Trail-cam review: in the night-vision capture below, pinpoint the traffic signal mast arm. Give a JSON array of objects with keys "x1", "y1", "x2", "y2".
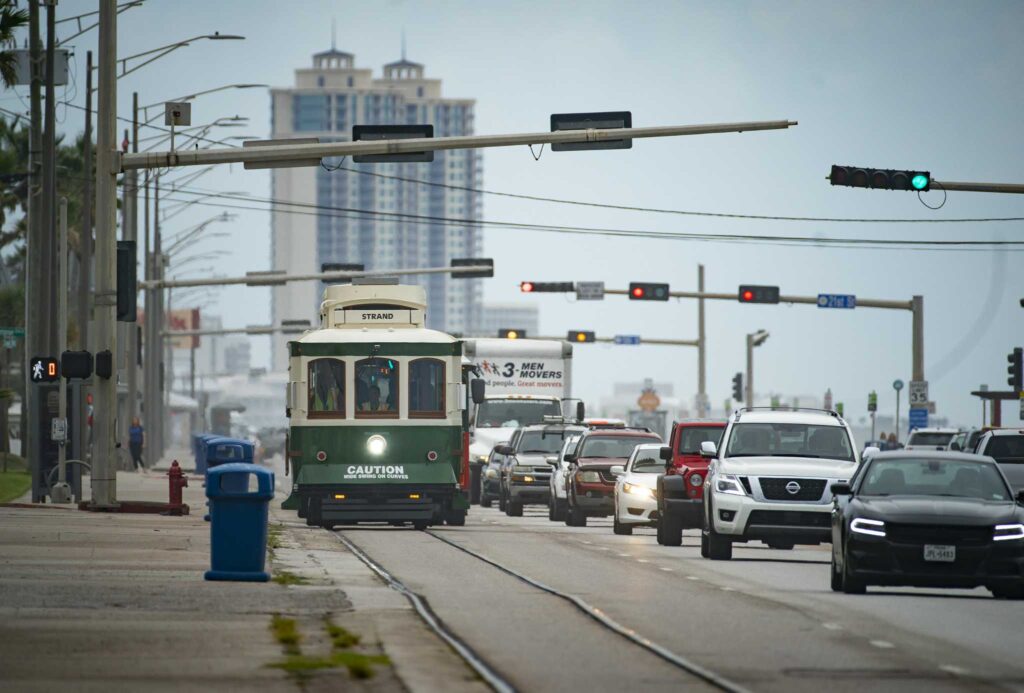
[
  {"x1": 140, "y1": 263, "x2": 493, "y2": 290},
  {"x1": 117, "y1": 120, "x2": 798, "y2": 172},
  {"x1": 601, "y1": 288, "x2": 912, "y2": 310},
  {"x1": 931, "y1": 180, "x2": 1024, "y2": 195}
]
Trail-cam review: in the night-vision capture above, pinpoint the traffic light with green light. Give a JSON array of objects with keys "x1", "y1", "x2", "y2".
[{"x1": 830, "y1": 165, "x2": 930, "y2": 192}]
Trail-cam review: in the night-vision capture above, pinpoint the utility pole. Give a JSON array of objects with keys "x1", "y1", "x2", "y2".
[
  {"x1": 911, "y1": 295, "x2": 924, "y2": 382},
  {"x1": 76, "y1": 55, "x2": 93, "y2": 488},
  {"x1": 152, "y1": 171, "x2": 164, "y2": 460},
  {"x1": 90, "y1": 0, "x2": 117, "y2": 508},
  {"x1": 697, "y1": 264, "x2": 707, "y2": 417},
  {"x1": 42, "y1": 0, "x2": 57, "y2": 353},
  {"x1": 123, "y1": 95, "x2": 139, "y2": 429},
  {"x1": 24, "y1": 0, "x2": 43, "y2": 485},
  {"x1": 52, "y1": 199, "x2": 71, "y2": 504}
]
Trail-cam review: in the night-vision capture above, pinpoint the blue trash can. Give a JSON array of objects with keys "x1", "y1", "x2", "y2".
[
  {"x1": 204, "y1": 438, "x2": 254, "y2": 521},
  {"x1": 195, "y1": 434, "x2": 226, "y2": 476},
  {"x1": 204, "y1": 462, "x2": 275, "y2": 582}
]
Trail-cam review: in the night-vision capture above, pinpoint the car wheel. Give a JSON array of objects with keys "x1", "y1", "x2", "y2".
[
  {"x1": 480, "y1": 494, "x2": 492, "y2": 508},
  {"x1": 507, "y1": 500, "x2": 523, "y2": 517},
  {"x1": 445, "y1": 508, "x2": 466, "y2": 526},
  {"x1": 498, "y1": 488, "x2": 507, "y2": 512},
  {"x1": 767, "y1": 541, "x2": 795, "y2": 550},
  {"x1": 841, "y1": 545, "x2": 867, "y2": 594},
  {"x1": 613, "y1": 515, "x2": 633, "y2": 535},
  {"x1": 307, "y1": 497, "x2": 323, "y2": 528},
  {"x1": 702, "y1": 499, "x2": 732, "y2": 560},
  {"x1": 700, "y1": 529, "x2": 710, "y2": 558},
  {"x1": 553, "y1": 498, "x2": 567, "y2": 522},
  {"x1": 659, "y1": 513, "x2": 683, "y2": 547},
  {"x1": 830, "y1": 552, "x2": 843, "y2": 592},
  {"x1": 413, "y1": 520, "x2": 429, "y2": 531}
]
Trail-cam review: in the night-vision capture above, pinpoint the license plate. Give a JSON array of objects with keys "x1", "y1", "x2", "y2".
[{"x1": 923, "y1": 544, "x2": 956, "y2": 562}]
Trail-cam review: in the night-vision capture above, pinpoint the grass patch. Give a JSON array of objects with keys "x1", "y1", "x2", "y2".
[
  {"x1": 267, "y1": 523, "x2": 283, "y2": 551},
  {"x1": 270, "y1": 614, "x2": 302, "y2": 655},
  {"x1": 272, "y1": 570, "x2": 309, "y2": 587},
  {"x1": 269, "y1": 652, "x2": 389, "y2": 680},
  {"x1": 0, "y1": 470, "x2": 32, "y2": 503},
  {"x1": 324, "y1": 618, "x2": 361, "y2": 649}
]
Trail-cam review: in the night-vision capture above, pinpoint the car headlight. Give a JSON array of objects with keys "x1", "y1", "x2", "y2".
[
  {"x1": 714, "y1": 474, "x2": 745, "y2": 496},
  {"x1": 850, "y1": 518, "x2": 886, "y2": 537},
  {"x1": 366, "y1": 435, "x2": 387, "y2": 456},
  {"x1": 512, "y1": 474, "x2": 535, "y2": 483},
  {"x1": 689, "y1": 473, "x2": 703, "y2": 487},
  {"x1": 477, "y1": 455, "x2": 489, "y2": 463},
  {"x1": 994, "y1": 523, "x2": 1024, "y2": 541},
  {"x1": 485, "y1": 469, "x2": 498, "y2": 479},
  {"x1": 577, "y1": 470, "x2": 601, "y2": 483},
  {"x1": 623, "y1": 482, "x2": 653, "y2": 499}
]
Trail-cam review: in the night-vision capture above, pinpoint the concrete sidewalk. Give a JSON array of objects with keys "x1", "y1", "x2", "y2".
[{"x1": 0, "y1": 460, "x2": 482, "y2": 692}]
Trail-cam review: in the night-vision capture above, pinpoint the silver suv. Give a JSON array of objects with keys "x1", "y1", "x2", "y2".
[{"x1": 702, "y1": 408, "x2": 861, "y2": 560}]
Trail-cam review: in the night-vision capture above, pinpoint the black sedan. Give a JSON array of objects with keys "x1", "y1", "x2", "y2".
[{"x1": 830, "y1": 451, "x2": 1024, "y2": 599}]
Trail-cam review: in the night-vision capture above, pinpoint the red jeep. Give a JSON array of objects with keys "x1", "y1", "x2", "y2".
[{"x1": 656, "y1": 420, "x2": 726, "y2": 546}]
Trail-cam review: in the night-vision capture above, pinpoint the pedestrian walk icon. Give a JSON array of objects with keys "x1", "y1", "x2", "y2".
[{"x1": 29, "y1": 357, "x2": 59, "y2": 383}]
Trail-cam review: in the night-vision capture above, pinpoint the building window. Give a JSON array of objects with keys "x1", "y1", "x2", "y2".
[
  {"x1": 317, "y1": 76, "x2": 325, "y2": 87},
  {"x1": 355, "y1": 358, "x2": 399, "y2": 418},
  {"x1": 293, "y1": 94, "x2": 329, "y2": 131},
  {"x1": 347, "y1": 76, "x2": 354, "y2": 87},
  {"x1": 417, "y1": 86, "x2": 423, "y2": 97},
  {"x1": 308, "y1": 359, "x2": 345, "y2": 418}
]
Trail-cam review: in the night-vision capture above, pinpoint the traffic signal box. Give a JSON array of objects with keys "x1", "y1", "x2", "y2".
[
  {"x1": 731, "y1": 373, "x2": 744, "y2": 402},
  {"x1": 738, "y1": 285, "x2": 780, "y2": 304},
  {"x1": 60, "y1": 350, "x2": 94, "y2": 379},
  {"x1": 29, "y1": 357, "x2": 59, "y2": 383},
  {"x1": 567, "y1": 330, "x2": 595, "y2": 343},
  {"x1": 520, "y1": 281, "x2": 574, "y2": 293},
  {"x1": 498, "y1": 329, "x2": 526, "y2": 339},
  {"x1": 830, "y1": 165, "x2": 931, "y2": 192},
  {"x1": 629, "y1": 282, "x2": 669, "y2": 301},
  {"x1": 1008, "y1": 347, "x2": 1023, "y2": 393},
  {"x1": 868, "y1": 391, "x2": 878, "y2": 412}
]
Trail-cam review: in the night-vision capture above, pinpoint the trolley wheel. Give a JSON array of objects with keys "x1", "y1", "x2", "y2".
[
  {"x1": 413, "y1": 520, "x2": 429, "y2": 531},
  {"x1": 445, "y1": 508, "x2": 467, "y2": 526}
]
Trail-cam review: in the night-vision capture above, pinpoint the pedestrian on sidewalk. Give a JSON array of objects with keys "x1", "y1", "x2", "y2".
[{"x1": 128, "y1": 417, "x2": 145, "y2": 472}]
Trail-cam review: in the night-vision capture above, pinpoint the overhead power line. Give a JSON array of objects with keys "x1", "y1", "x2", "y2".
[{"x1": 327, "y1": 165, "x2": 1024, "y2": 224}]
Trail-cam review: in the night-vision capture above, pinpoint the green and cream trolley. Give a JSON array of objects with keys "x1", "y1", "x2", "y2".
[{"x1": 284, "y1": 280, "x2": 483, "y2": 529}]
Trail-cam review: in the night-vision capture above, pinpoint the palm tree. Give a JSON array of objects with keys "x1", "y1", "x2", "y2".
[{"x1": 0, "y1": 1, "x2": 29, "y2": 89}]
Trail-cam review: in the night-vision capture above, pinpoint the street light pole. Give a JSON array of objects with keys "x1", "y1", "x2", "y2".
[
  {"x1": 90, "y1": 0, "x2": 118, "y2": 508},
  {"x1": 746, "y1": 330, "x2": 769, "y2": 406},
  {"x1": 697, "y1": 264, "x2": 707, "y2": 417},
  {"x1": 124, "y1": 93, "x2": 140, "y2": 429}
]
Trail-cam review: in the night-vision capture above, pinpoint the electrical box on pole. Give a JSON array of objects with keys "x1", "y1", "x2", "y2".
[
  {"x1": 116, "y1": 240, "x2": 137, "y2": 322},
  {"x1": 352, "y1": 124, "x2": 434, "y2": 163},
  {"x1": 550, "y1": 111, "x2": 632, "y2": 152}
]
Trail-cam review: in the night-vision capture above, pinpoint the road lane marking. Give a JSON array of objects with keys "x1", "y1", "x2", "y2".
[
  {"x1": 870, "y1": 640, "x2": 895, "y2": 649},
  {"x1": 660, "y1": 567, "x2": 674, "y2": 572},
  {"x1": 686, "y1": 575, "x2": 701, "y2": 581},
  {"x1": 822, "y1": 622, "x2": 842, "y2": 631},
  {"x1": 939, "y1": 665, "x2": 969, "y2": 676},
  {"x1": 617, "y1": 553, "x2": 632, "y2": 558},
  {"x1": 637, "y1": 559, "x2": 650, "y2": 563}
]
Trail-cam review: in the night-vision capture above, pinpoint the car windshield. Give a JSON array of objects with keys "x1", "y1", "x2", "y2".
[
  {"x1": 476, "y1": 399, "x2": 561, "y2": 428},
  {"x1": 580, "y1": 436, "x2": 657, "y2": 459},
  {"x1": 859, "y1": 458, "x2": 1011, "y2": 501},
  {"x1": 985, "y1": 435, "x2": 1024, "y2": 464},
  {"x1": 517, "y1": 429, "x2": 580, "y2": 454},
  {"x1": 678, "y1": 426, "x2": 724, "y2": 454},
  {"x1": 630, "y1": 449, "x2": 663, "y2": 473},
  {"x1": 725, "y1": 422, "x2": 854, "y2": 461},
  {"x1": 907, "y1": 431, "x2": 955, "y2": 447}
]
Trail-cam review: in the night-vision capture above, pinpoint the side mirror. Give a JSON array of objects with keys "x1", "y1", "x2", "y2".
[
  {"x1": 545, "y1": 455, "x2": 558, "y2": 466},
  {"x1": 831, "y1": 482, "x2": 852, "y2": 496},
  {"x1": 494, "y1": 444, "x2": 512, "y2": 456},
  {"x1": 862, "y1": 446, "x2": 881, "y2": 460},
  {"x1": 470, "y1": 378, "x2": 486, "y2": 405},
  {"x1": 949, "y1": 442, "x2": 962, "y2": 451},
  {"x1": 659, "y1": 445, "x2": 673, "y2": 461},
  {"x1": 700, "y1": 441, "x2": 717, "y2": 458},
  {"x1": 563, "y1": 453, "x2": 576, "y2": 464},
  {"x1": 1016, "y1": 489, "x2": 1024, "y2": 504},
  {"x1": 609, "y1": 465, "x2": 625, "y2": 477},
  {"x1": 576, "y1": 401, "x2": 586, "y2": 422}
]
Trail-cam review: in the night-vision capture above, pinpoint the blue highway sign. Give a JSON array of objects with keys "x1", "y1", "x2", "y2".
[
  {"x1": 614, "y1": 335, "x2": 641, "y2": 345},
  {"x1": 817, "y1": 294, "x2": 856, "y2": 309},
  {"x1": 908, "y1": 407, "x2": 929, "y2": 432}
]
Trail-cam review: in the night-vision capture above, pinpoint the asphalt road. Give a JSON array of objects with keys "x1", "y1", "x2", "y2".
[{"x1": 338, "y1": 504, "x2": 1024, "y2": 693}]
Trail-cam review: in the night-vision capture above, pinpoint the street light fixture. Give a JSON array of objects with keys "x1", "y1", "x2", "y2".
[
  {"x1": 745, "y1": 329, "x2": 769, "y2": 405},
  {"x1": 138, "y1": 83, "x2": 267, "y2": 125},
  {"x1": 91, "y1": 33, "x2": 246, "y2": 81}
]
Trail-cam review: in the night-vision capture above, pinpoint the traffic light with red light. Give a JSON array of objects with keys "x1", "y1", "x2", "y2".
[
  {"x1": 1008, "y1": 347, "x2": 1023, "y2": 392},
  {"x1": 520, "y1": 281, "x2": 574, "y2": 293},
  {"x1": 499, "y1": 328, "x2": 526, "y2": 339},
  {"x1": 567, "y1": 330, "x2": 595, "y2": 343},
  {"x1": 830, "y1": 165, "x2": 930, "y2": 192},
  {"x1": 628, "y1": 282, "x2": 669, "y2": 301},
  {"x1": 738, "y1": 285, "x2": 780, "y2": 304}
]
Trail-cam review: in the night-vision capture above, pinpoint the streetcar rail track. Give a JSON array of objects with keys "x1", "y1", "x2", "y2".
[
  {"x1": 424, "y1": 528, "x2": 751, "y2": 693},
  {"x1": 334, "y1": 531, "x2": 517, "y2": 693}
]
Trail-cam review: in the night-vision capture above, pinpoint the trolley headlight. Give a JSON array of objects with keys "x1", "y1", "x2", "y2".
[{"x1": 366, "y1": 435, "x2": 387, "y2": 456}]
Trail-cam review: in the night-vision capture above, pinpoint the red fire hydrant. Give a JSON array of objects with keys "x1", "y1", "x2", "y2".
[{"x1": 167, "y1": 460, "x2": 190, "y2": 516}]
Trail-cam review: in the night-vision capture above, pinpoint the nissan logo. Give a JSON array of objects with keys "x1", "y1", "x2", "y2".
[{"x1": 785, "y1": 481, "x2": 802, "y2": 495}]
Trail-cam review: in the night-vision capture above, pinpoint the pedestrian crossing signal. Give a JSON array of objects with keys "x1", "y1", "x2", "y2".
[{"x1": 29, "y1": 356, "x2": 59, "y2": 383}]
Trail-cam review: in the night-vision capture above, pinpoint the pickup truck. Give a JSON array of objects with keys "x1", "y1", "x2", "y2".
[{"x1": 656, "y1": 420, "x2": 726, "y2": 546}]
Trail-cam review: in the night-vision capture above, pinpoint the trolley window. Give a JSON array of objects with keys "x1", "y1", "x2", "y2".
[
  {"x1": 355, "y1": 357, "x2": 399, "y2": 418},
  {"x1": 308, "y1": 359, "x2": 345, "y2": 418},
  {"x1": 409, "y1": 358, "x2": 445, "y2": 418}
]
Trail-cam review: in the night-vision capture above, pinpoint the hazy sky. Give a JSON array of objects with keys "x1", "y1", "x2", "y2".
[{"x1": 16, "y1": 0, "x2": 1024, "y2": 428}]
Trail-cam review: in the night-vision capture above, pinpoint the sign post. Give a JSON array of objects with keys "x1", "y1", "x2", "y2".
[{"x1": 892, "y1": 379, "x2": 904, "y2": 444}]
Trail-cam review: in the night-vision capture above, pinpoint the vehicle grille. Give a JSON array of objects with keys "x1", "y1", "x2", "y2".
[
  {"x1": 599, "y1": 470, "x2": 619, "y2": 483},
  {"x1": 758, "y1": 477, "x2": 827, "y2": 501},
  {"x1": 886, "y1": 524, "x2": 991, "y2": 547},
  {"x1": 747, "y1": 510, "x2": 830, "y2": 528},
  {"x1": 739, "y1": 476, "x2": 753, "y2": 495}
]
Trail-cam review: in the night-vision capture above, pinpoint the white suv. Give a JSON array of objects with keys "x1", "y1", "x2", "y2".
[
  {"x1": 701, "y1": 409, "x2": 860, "y2": 560},
  {"x1": 548, "y1": 434, "x2": 581, "y2": 521}
]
